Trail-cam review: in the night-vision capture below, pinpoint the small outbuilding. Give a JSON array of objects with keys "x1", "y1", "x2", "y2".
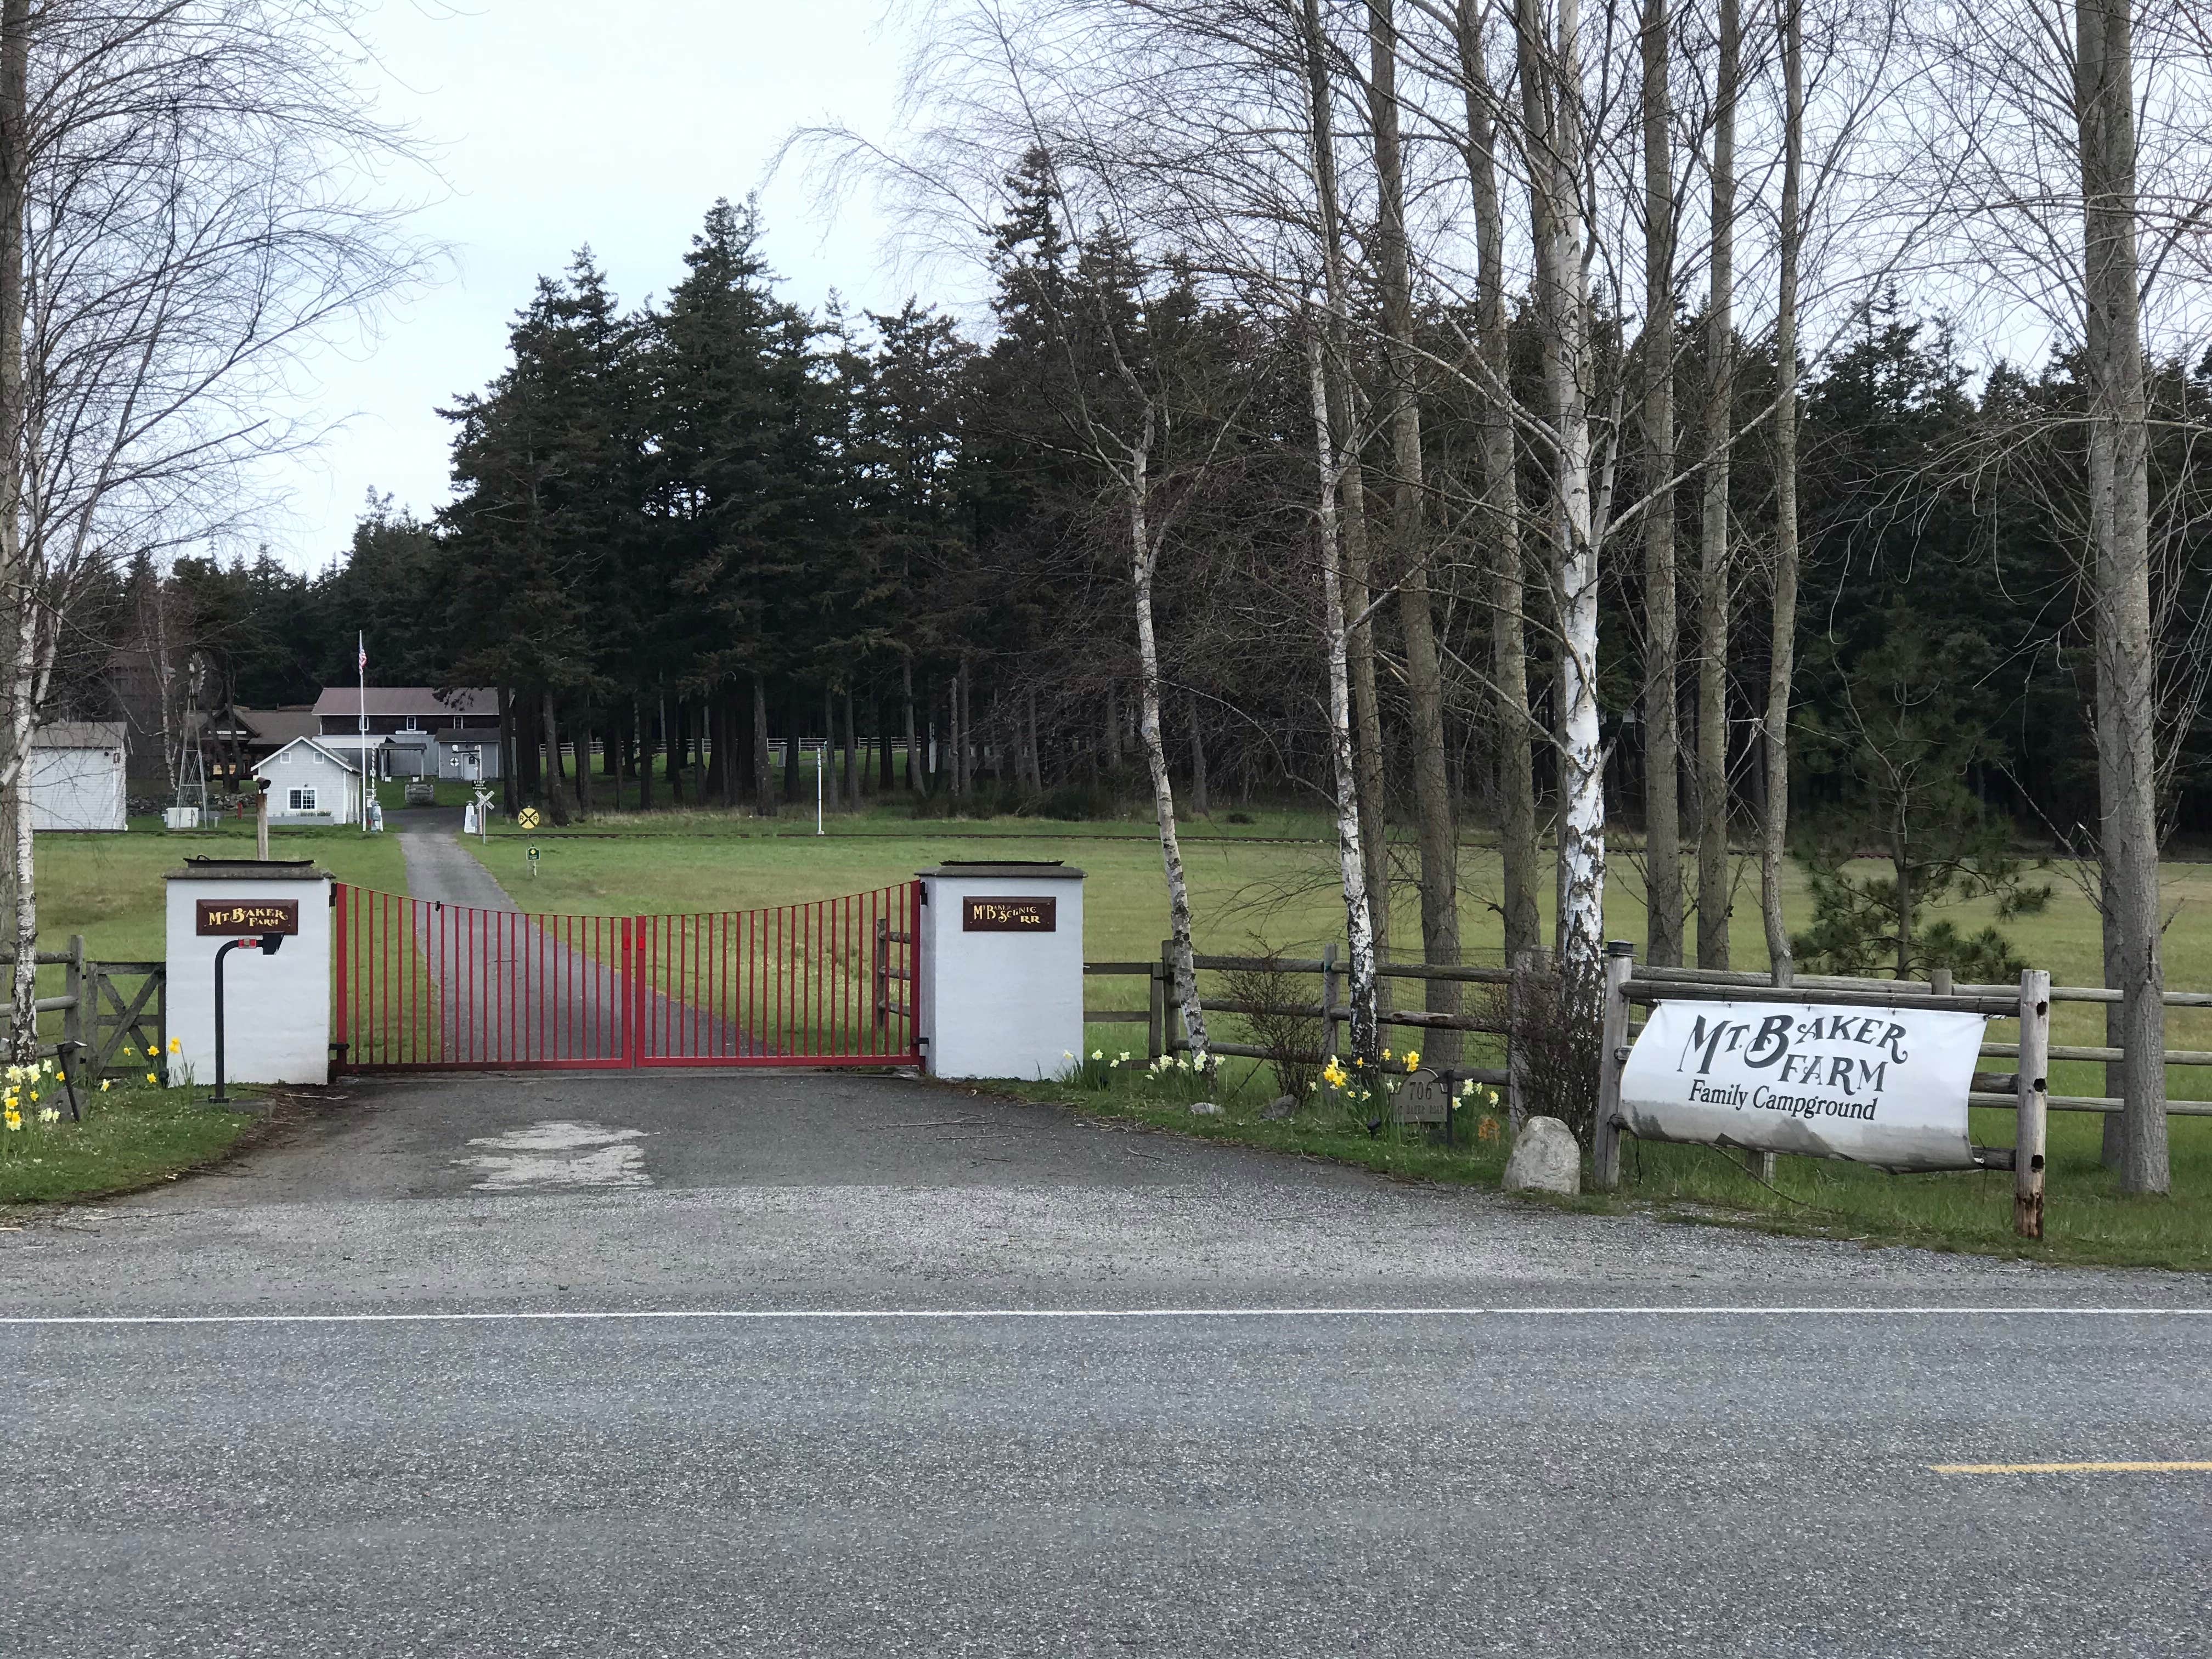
[
  {"x1": 250, "y1": 737, "x2": 364, "y2": 826},
  {"x1": 29, "y1": 721, "x2": 127, "y2": 831}
]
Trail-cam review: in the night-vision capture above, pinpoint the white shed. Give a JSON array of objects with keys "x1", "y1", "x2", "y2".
[
  {"x1": 251, "y1": 737, "x2": 363, "y2": 825},
  {"x1": 30, "y1": 721, "x2": 127, "y2": 831}
]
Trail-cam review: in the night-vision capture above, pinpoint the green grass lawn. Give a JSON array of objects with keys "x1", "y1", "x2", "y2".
[
  {"x1": 37, "y1": 823, "x2": 410, "y2": 961},
  {"x1": 0, "y1": 1073, "x2": 266, "y2": 1206}
]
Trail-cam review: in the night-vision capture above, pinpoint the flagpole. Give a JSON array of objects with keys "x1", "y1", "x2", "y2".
[{"x1": 358, "y1": 633, "x2": 368, "y2": 831}]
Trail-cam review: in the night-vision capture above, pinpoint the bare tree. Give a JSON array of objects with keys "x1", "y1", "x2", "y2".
[
  {"x1": 1694, "y1": 0, "x2": 1741, "y2": 971},
  {"x1": 1758, "y1": 0, "x2": 1803, "y2": 974},
  {"x1": 1639, "y1": 0, "x2": 1683, "y2": 967},
  {"x1": 2074, "y1": 0, "x2": 2165, "y2": 1192},
  {"x1": 1364, "y1": 0, "x2": 1464, "y2": 1054},
  {"x1": 0, "y1": 1, "x2": 428, "y2": 1055}
]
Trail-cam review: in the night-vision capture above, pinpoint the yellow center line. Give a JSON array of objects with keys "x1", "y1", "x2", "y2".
[{"x1": 1932, "y1": 1460, "x2": 2212, "y2": 1475}]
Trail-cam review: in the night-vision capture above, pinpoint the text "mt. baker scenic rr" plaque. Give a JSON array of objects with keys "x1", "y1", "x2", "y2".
[{"x1": 962, "y1": 896, "x2": 1056, "y2": 932}]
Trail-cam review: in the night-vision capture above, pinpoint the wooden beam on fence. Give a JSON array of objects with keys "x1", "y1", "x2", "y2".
[
  {"x1": 2016, "y1": 968, "x2": 2050, "y2": 1240},
  {"x1": 1623, "y1": 979, "x2": 2018, "y2": 1017},
  {"x1": 1593, "y1": 941, "x2": 1634, "y2": 1190}
]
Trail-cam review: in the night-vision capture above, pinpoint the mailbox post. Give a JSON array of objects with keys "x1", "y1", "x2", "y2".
[{"x1": 210, "y1": 933, "x2": 284, "y2": 1102}]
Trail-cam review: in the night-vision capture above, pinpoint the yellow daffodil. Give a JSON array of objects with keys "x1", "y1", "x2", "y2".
[
  {"x1": 168, "y1": 1038, "x2": 182, "y2": 1054},
  {"x1": 1382, "y1": 1048, "x2": 1392, "y2": 1060},
  {"x1": 145, "y1": 1072, "x2": 156, "y2": 1085},
  {"x1": 37, "y1": 1107, "x2": 58, "y2": 1124},
  {"x1": 1403, "y1": 1049, "x2": 1420, "y2": 1070},
  {"x1": 3, "y1": 1111, "x2": 18, "y2": 1131},
  {"x1": 1090, "y1": 1049, "x2": 1103, "y2": 1060},
  {"x1": 99, "y1": 1080, "x2": 111, "y2": 1092}
]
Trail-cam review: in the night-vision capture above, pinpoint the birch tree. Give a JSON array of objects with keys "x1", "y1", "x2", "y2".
[
  {"x1": 0, "y1": 1, "x2": 424, "y2": 1056},
  {"x1": 1307, "y1": 321, "x2": 1378, "y2": 1059},
  {"x1": 1514, "y1": 0, "x2": 1607, "y2": 975}
]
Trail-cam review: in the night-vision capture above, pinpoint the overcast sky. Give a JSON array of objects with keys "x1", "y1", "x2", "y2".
[{"x1": 253, "y1": 0, "x2": 923, "y2": 572}]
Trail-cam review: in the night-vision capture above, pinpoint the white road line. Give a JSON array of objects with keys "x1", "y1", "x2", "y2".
[{"x1": 2, "y1": 1305, "x2": 2210, "y2": 1328}]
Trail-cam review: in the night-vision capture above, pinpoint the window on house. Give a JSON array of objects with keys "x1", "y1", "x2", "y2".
[
  {"x1": 403, "y1": 716, "x2": 420, "y2": 731},
  {"x1": 289, "y1": 787, "x2": 317, "y2": 812}
]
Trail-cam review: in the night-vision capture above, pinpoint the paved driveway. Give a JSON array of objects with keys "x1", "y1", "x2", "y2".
[{"x1": 5, "y1": 1072, "x2": 2210, "y2": 1656}]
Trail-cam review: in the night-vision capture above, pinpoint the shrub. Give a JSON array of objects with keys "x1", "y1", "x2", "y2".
[
  {"x1": 1220, "y1": 951, "x2": 1323, "y2": 1099},
  {"x1": 1480, "y1": 960, "x2": 1602, "y2": 1147}
]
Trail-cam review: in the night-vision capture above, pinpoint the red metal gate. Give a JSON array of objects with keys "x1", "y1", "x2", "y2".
[{"x1": 332, "y1": 882, "x2": 921, "y2": 1071}]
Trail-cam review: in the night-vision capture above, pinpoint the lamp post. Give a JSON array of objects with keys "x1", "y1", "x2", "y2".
[{"x1": 210, "y1": 933, "x2": 283, "y2": 1103}]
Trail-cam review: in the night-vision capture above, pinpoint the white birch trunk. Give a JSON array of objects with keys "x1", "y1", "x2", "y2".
[
  {"x1": 1517, "y1": 0, "x2": 1606, "y2": 978},
  {"x1": 6, "y1": 586, "x2": 40, "y2": 1059},
  {"x1": 1307, "y1": 326, "x2": 1377, "y2": 1063},
  {"x1": 1127, "y1": 417, "x2": 1209, "y2": 1061}
]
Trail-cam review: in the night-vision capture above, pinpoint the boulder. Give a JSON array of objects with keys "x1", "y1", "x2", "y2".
[
  {"x1": 1502, "y1": 1116, "x2": 1582, "y2": 1197},
  {"x1": 1261, "y1": 1094, "x2": 1299, "y2": 1121},
  {"x1": 1189, "y1": 1100, "x2": 1222, "y2": 1116}
]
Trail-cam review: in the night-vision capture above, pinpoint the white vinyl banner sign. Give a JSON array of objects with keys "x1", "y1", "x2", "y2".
[{"x1": 1618, "y1": 1001, "x2": 1989, "y2": 1173}]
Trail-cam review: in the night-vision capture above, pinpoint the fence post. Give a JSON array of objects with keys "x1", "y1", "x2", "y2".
[
  {"x1": 1593, "y1": 941, "x2": 1634, "y2": 1190},
  {"x1": 1750, "y1": 953, "x2": 1793, "y2": 1182},
  {"x1": 1321, "y1": 941, "x2": 1342, "y2": 1060},
  {"x1": 1508, "y1": 949, "x2": 1539, "y2": 1130},
  {"x1": 1931, "y1": 967, "x2": 1953, "y2": 998},
  {"x1": 1159, "y1": 938, "x2": 1176, "y2": 1054},
  {"x1": 2016, "y1": 967, "x2": 2050, "y2": 1240},
  {"x1": 63, "y1": 934, "x2": 86, "y2": 1053},
  {"x1": 1146, "y1": 960, "x2": 1165, "y2": 1062}
]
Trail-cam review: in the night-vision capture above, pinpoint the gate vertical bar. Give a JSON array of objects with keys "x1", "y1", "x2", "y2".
[
  {"x1": 623, "y1": 916, "x2": 637, "y2": 1068},
  {"x1": 334, "y1": 885, "x2": 350, "y2": 1073}
]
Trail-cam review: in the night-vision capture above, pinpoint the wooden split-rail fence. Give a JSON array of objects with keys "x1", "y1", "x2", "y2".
[
  {"x1": 1089, "y1": 939, "x2": 2211, "y2": 1240},
  {"x1": 0, "y1": 935, "x2": 167, "y2": 1102}
]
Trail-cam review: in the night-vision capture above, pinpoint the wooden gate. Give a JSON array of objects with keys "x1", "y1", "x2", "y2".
[{"x1": 332, "y1": 883, "x2": 921, "y2": 1072}]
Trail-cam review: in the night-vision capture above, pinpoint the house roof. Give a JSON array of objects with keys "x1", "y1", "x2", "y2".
[
  {"x1": 250, "y1": 736, "x2": 363, "y2": 776},
  {"x1": 313, "y1": 686, "x2": 498, "y2": 720},
  {"x1": 236, "y1": 707, "x2": 319, "y2": 748},
  {"x1": 35, "y1": 720, "x2": 126, "y2": 751}
]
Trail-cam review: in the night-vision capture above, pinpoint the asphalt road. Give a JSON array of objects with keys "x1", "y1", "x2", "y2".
[{"x1": 5, "y1": 1071, "x2": 2210, "y2": 1656}]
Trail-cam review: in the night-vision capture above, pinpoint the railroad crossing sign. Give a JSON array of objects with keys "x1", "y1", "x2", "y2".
[
  {"x1": 471, "y1": 787, "x2": 495, "y2": 842},
  {"x1": 515, "y1": 806, "x2": 541, "y2": 830}
]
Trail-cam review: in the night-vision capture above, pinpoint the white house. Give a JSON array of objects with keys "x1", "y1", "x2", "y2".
[
  {"x1": 251, "y1": 737, "x2": 364, "y2": 825},
  {"x1": 313, "y1": 687, "x2": 501, "y2": 780},
  {"x1": 29, "y1": 721, "x2": 126, "y2": 831}
]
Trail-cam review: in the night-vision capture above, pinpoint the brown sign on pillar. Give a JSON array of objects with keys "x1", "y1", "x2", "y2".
[
  {"x1": 962, "y1": 896, "x2": 1056, "y2": 933},
  {"x1": 195, "y1": 899, "x2": 301, "y2": 937}
]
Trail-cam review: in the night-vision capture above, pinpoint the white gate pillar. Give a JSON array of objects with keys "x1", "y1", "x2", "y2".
[
  {"x1": 917, "y1": 862, "x2": 1085, "y2": 1080},
  {"x1": 164, "y1": 857, "x2": 333, "y2": 1086}
]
